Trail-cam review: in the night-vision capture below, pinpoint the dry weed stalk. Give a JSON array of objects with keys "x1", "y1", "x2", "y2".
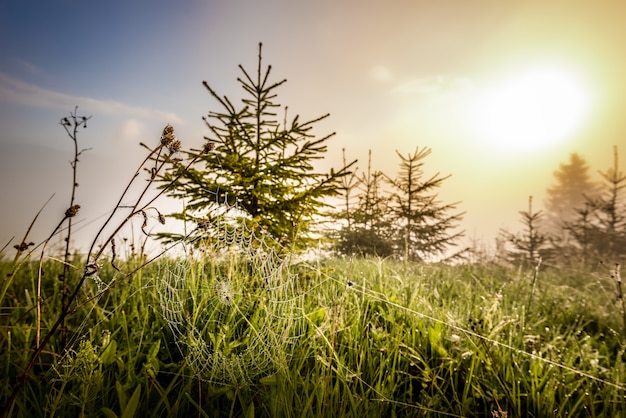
[
  {"x1": 1, "y1": 115, "x2": 210, "y2": 417},
  {"x1": 57, "y1": 107, "x2": 91, "y2": 347}
]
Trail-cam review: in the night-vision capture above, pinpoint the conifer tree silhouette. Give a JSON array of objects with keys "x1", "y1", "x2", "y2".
[{"x1": 387, "y1": 147, "x2": 464, "y2": 262}]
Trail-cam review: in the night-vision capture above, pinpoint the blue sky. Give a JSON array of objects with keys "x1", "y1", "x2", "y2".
[{"x1": 2, "y1": 0, "x2": 626, "y2": 254}]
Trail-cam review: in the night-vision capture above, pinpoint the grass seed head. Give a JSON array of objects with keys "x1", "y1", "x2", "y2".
[
  {"x1": 13, "y1": 241, "x2": 35, "y2": 252},
  {"x1": 169, "y1": 139, "x2": 181, "y2": 154},
  {"x1": 161, "y1": 124, "x2": 175, "y2": 147},
  {"x1": 202, "y1": 141, "x2": 215, "y2": 154},
  {"x1": 65, "y1": 204, "x2": 81, "y2": 218}
]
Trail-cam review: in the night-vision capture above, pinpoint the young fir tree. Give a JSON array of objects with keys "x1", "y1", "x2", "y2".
[
  {"x1": 502, "y1": 196, "x2": 549, "y2": 265},
  {"x1": 332, "y1": 148, "x2": 360, "y2": 233},
  {"x1": 572, "y1": 146, "x2": 626, "y2": 262},
  {"x1": 563, "y1": 202, "x2": 595, "y2": 267},
  {"x1": 593, "y1": 146, "x2": 626, "y2": 258},
  {"x1": 160, "y1": 44, "x2": 355, "y2": 248},
  {"x1": 335, "y1": 150, "x2": 393, "y2": 257},
  {"x1": 387, "y1": 147, "x2": 464, "y2": 262}
]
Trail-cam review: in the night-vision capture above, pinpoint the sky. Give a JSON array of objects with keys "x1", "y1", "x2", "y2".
[{"x1": 1, "y1": 0, "x2": 626, "y2": 256}]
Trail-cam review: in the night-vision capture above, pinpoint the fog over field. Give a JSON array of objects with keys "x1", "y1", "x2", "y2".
[{"x1": 2, "y1": 0, "x2": 626, "y2": 253}]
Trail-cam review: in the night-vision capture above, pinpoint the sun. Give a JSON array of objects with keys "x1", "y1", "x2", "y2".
[{"x1": 470, "y1": 65, "x2": 593, "y2": 154}]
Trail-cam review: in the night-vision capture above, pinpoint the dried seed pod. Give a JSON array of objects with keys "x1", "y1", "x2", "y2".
[
  {"x1": 65, "y1": 205, "x2": 81, "y2": 217},
  {"x1": 202, "y1": 141, "x2": 215, "y2": 154}
]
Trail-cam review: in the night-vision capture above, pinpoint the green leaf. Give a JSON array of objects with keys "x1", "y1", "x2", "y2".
[
  {"x1": 428, "y1": 325, "x2": 448, "y2": 357},
  {"x1": 245, "y1": 400, "x2": 255, "y2": 418},
  {"x1": 143, "y1": 340, "x2": 161, "y2": 378},
  {"x1": 121, "y1": 385, "x2": 141, "y2": 418},
  {"x1": 306, "y1": 307, "x2": 326, "y2": 325},
  {"x1": 100, "y1": 408, "x2": 118, "y2": 418},
  {"x1": 100, "y1": 339, "x2": 117, "y2": 366},
  {"x1": 259, "y1": 374, "x2": 278, "y2": 385},
  {"x1": 115, "y1": 381, "x2": 127, "y2": 411}
]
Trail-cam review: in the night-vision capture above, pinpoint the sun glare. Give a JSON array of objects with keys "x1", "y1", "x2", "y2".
[{"x1": 471, "y1": 65, "x2": 592, "y2": 154}]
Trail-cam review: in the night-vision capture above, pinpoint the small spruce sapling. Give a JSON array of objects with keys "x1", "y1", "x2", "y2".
[
  {"x1": 157, "y1": 43, "x2": 355, "y2": 249},
  {"x1": 387, "y1": 146, "x2": 464, "y2": 262}
]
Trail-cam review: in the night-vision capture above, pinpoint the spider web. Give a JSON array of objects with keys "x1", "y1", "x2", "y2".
[{"x1": 156, "y1": 214, "x2": 305, "y2": 386}]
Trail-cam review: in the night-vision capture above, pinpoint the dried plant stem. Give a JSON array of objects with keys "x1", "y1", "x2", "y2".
[
  {"x1": 58, "y1": 107, "x2": 91, "y2": 347},
  {"x1": 88, "y1": 147, "x2": 200, "y2": 266},
  {"x1": 1, "y1": 124, "x2": 200, "y2": 418},
  {"x1": 86, "y1": 145, "x2": 164, "y2": 260},
  {"x1": 71, "y1": 235, "x2": 189, "y2": 312},
  {"x1": 86, "y1": 140, "x2": 176, "y2": 261},
  {"x1": 0, "y1": 195, "x2": 54, "y2": 308},
  {"x1": 1, "y1": 210, "x2": 70, "y2": 415}
]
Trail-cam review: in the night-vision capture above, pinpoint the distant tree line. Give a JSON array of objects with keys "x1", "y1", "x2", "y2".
[
  {"x1": 331, "y1": 148, "x2": 465, "y2": 262},
  {"x1": 156, "y1": 45, "x2": 625, "y2": 268},
  {"x1": 501, "y1": 147, "x2": 626, "y2": 268},
  {"x1": 157, "y1": 44, "x2": 465, "y2": 261}
]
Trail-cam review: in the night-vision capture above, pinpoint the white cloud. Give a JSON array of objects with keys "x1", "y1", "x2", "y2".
[
  {"x1": 0, "y1": 72, "x2": 182, "y2": 123},
  {"x1": 392, "y1": 75, "x2": 474, "y2": 97},
  {"x1": 12, "y1": 58, "x2": 51, "y2": 79},
  {"x1": 116, "y1": 118, "x2": 145, "y2": 142},
  {"x1": 393, "y1": 75, "x2": 445, "y2": 95}
]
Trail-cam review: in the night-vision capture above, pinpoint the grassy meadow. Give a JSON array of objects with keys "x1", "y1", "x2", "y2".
[{"x1": 1, "y1": 250, "x2": 625, "y2": 417}]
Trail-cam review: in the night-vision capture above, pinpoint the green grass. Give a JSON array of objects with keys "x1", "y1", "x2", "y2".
[{"x1": 1, "y1": 254, "x2": 625, "y2": 417}]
